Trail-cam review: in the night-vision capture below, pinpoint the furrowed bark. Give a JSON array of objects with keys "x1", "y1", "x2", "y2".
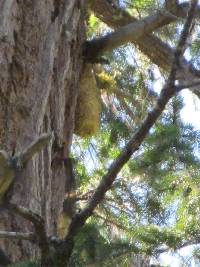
[{"x1": 0, "y1": 0, "x2": 85, "y2": 261}]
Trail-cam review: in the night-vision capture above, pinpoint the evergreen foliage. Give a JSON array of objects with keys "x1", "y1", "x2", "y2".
[{"x1": 68, "y1": 5, "x2": 200, "y2": 265}]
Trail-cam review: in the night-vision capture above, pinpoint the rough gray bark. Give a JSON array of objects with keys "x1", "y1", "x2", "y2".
[{"x1": 0, "y1": 0, "x2": 85, "y2": 262}]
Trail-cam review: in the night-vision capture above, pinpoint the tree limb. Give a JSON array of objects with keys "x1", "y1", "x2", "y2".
[
  {"x1": 66, "y1": 82, "x2": 175, "y2": 241},
  {"x1": 174, "y1": 0, "x2": 197, "y2": 64},
  {"x1": 168, "y1": 0, "x2": 198, "y2": 82},
  {"x1": 90, "y1": 0, "x2": 174, "y2": 69},
  {"x1": 84, "y1": 10, "x2": 176, "y2": 61},
  {"x1": 166, "y1": 0, "x2": 200, "y2": 19},
  {"x1": 176, "y1": 80, "x2": 200, "y2": 90},
  {"x1": 91, "y1": 0, "x2": 200, "y2": 98},
  {"x1": 16, "y1": 133, "x2": 53, "y2": 167}
]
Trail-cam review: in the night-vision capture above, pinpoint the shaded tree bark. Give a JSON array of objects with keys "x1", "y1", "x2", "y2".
[{"x1": 0, "y1": 0, "x2": 85, "y2": 262}]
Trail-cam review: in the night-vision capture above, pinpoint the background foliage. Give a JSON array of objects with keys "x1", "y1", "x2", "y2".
[
  {"x1": 68, "y1": 1, "x2": 200, "y2": 266},
  {"x1": 8, "y1": 0, "x2": 200, "y2": 266}
]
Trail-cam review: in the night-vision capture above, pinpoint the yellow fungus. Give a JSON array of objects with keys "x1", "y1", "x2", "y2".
[{"x1": 75, "y1": 65, "x2": 101, "y2": 138}]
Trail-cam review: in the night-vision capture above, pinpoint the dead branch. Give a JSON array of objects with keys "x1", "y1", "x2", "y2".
[
  {"x1": 0, "y1": 231, "x2": 35, "y2": 241},
  {"x1": 16, "y1": 133, "x2": 53, "y2": 167}
]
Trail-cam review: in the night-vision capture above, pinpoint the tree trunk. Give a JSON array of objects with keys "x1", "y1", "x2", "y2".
[{"x1": 0, "y1": 0, "x2": 85, "y2": 262}]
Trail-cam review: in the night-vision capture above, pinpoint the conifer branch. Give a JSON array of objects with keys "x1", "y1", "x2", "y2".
[
  {"x1": 94, "y1": 212, "x2": 128, "y2": 231},
  {"x1": 66, "y1": 81, "x2": 175, "y2": 240},
  {"x1": 63, "y1": 1, "x2": 197, "y2": 253}
]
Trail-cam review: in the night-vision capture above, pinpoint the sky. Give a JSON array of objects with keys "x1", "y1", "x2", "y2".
[{"x1": 181, "y1": 89, "x2": 200, "y2": 131}]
